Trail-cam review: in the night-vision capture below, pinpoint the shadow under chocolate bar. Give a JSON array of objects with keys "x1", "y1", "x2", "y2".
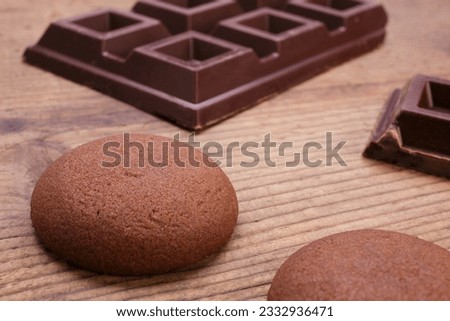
[
  {"x1": 364, "y1": 74, "x2": 450, "y2": 178},
  {"x1": 24, "y1": 0, "x2": 388, "y2": 130}
]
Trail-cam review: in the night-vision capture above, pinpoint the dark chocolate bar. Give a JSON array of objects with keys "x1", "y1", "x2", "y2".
[
  {"x1": 24, "y1": 0, "x2": 388, "y2": 129},
  {"x1": 364, "y1": 74, "x2": 450, "y2": 178}
]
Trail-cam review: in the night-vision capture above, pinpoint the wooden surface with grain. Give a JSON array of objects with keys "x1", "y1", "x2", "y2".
[{"x1": 1, "y1": 0, "x2": 450, "y2": 301}]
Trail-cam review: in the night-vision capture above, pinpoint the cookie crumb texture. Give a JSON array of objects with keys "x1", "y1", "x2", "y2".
[
  {"x1": 31, "y1": 134, "x2": 238, "y2": 275},
  {"x1": 268, "y1": 229, "x2": 450, "y2": 300}
]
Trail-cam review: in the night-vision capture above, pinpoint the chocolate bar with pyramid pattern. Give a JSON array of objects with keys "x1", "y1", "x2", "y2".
[
  {"x1": 364, "y1": 74, "x2": 450, "y2": 178},
  {"x1": 24, "y1": 0, "x2": 388, "y2": 129}
]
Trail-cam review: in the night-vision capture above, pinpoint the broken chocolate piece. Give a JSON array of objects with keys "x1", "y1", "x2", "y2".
[
  {"x1": 364, "y1": 74, "x2": 450, "y2": 178},
  {"x1": 24, "y1": 0, "x2": 388, "y2": 129}
]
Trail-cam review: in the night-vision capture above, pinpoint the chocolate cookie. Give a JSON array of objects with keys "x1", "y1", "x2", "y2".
[
  {"x1": 268, "y1": 229, "x2": 450, "y2": 300},
  {"x1": 31, "y1": 133, "x2": 238, "y2": 275}
]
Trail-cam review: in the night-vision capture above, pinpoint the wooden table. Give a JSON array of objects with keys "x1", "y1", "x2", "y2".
[{"x1": 1, "y1": 0, "x2": 449, "y2": 300}]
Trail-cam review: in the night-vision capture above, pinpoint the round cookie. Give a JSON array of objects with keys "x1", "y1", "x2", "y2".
[
  {"x1": 268, "y1": 229, "x2": 450, "y2": 300},
  {"x1": 31, "y1": 133, "x2": 238, "y2": 275}
]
